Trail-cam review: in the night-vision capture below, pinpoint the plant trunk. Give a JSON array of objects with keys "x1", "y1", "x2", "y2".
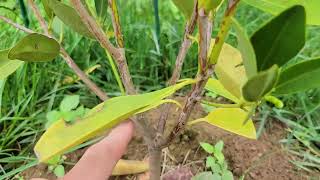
[{"x1": 148, "y1": 147, "x2": 162, "y2": 180}]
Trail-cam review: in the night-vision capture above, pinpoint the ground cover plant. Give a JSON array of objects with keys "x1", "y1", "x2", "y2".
[{"x1": 0, "y1": 0, "x2": 320, "y2": 179}]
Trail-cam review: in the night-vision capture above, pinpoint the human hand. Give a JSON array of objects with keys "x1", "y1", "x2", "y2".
[{"x1": 32, "y1": 121, "x2": 134, "y2": 180}]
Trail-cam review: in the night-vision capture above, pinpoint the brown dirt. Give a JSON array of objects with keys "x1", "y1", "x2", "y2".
[{"x1": 21, "y1": 98, "x2": 318, "y2": 180}]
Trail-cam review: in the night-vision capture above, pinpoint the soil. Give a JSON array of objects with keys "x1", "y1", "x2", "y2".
[{"x1": 21, "y1": 97, "x2": 318, "y2": 180}]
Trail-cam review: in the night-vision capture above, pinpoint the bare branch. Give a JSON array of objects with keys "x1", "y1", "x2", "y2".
[
  {"x1": 70, "y1": 0, "x2": 136, "y2": 95},
  {"x1": 108, "y1": 0, "x2": 124, "y2": 48},
  {"x1": 25, "y1": 0, "x2": 108, "y2": 101},
  {"x1": 157, "y1": 0, "x2": 241, "y2": 148},
  {"x1": 0, "y1": 15, "x2": 34, "y2": 34},
  {"x1": 156, "y1": 0, "x2": 198, "y2": 135}
]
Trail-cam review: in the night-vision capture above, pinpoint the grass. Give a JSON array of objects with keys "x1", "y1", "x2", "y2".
[{"x1": 0, "y1": 0, "x2": 319, "y2": 178}]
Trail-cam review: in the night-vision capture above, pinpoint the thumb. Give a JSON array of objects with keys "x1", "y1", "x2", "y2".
[{"x1": 62, "y1": 121, "x2": 134, "y2": 180}]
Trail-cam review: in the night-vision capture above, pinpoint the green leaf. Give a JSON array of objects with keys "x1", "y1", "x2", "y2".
[
  {"x1": 34, "y1": 80, "x2": 195, "y2": 162},
  {"x1": 242, "y1": 65, "x2": 279, "y2": 102},
  {"x1": 63, "y1": 106, "x2": 86, "y2": 123},
  {"x1": 199, "y1": 0, "x2": 224, "y2": 12},
  {"x1": 53, "y1": 165, "x2": 65, "y2": 178},
  {"x1": 206, "y1": 156, "x2": 216, "y2": 168},
  {"x1": 46, "y1": 155, "x2": 60, "y2": 165},
  {"x1": 213, "y1": 150, "x2": 225, "y2": 165},
  {"x1": 215, "y1": 42, "x2": 247, "y2": 98},
  {"x1": 251, "y1": 5, "x2": 306, "y2": 71},
  {"x1": 200, "y1": 142, "x2": 214, "y2": 154},
  {"x1": 221, "y1": 170, "x2": 234, "y2": 180},
  {"x1": 8, "y1": 33, "x2": 60, "y2": 62},
  {"x1": 205, "y1": 78, "x2": 239, "y2": 103},
  {"x1": 0, "y1": 49, "x2": 24, "y2": 80},
  {"x1": 199, "y1": 108, "x2": 257, "y2": 139},
  {"x1": 48, "y1": 0, "x2": 94, "y2": 38},
  {"x1": 232, "y1": 18, "x2": 257, "y2": 78},
  {"x1": 192, "y1": 172, "x2": 216, "y2": 180},
  {"x1": 274, "y1": 58, "x2": 320, "y2": 95},
  {"x1": 214, "y1": 140, "x2": 224, "y2": 152},
  {"x1": 94, "y1": 0, "x2": 108, "y2": 19},
  {"x1": 172, "y1": 0, "x2": 194, "y2": 18},
  {"x1": 45, "y1": 110, "x2": 62, "y2": 129},
  {"x1": 243, "y1": 0, "x2": 320, "y2": 26},
  {"x1": 59, "y1": 95, "x2": 80, "y2": 112}
]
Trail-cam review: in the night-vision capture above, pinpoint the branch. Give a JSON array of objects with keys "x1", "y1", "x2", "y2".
[
  {"x1": 156, "y1": 0, "x2": 241, "y2": 148},
  {"x1": 70, "y1": 0, "x2": 136, "y2": 95},
  {"x1": 26, "y1": 0, "x2": 108, "y2": 101},
  {"x1": 108, "y1": 0, "x2": 124, "y2": 48},
  {"x1": 156, "y1": 0, "x2": 198, "y2": 135},
  {"x1": 0, "y1": 15, "x2": 34, "y2": 34}
]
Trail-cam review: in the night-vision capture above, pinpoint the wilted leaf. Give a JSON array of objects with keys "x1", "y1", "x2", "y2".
[
  {"x1": 232, "y1": 18, "x2": 257, "y2": 78},
  {"x1": 112, "y1": 159, "x2": 149, "y2": 175},
  {"x1": 195, "y1": 108, "x2": 256, "y2": 139},
  {"x1": 205, "y1": 78, "x2": 239, "y2": 103},
  {"x1": 172, "y1": 0, "x2": 194, "y2": 18},
  {"x1": 0, "y1": 49, "x2": 24, "y2": 80},
  {"x1": 242, "y1": 65, "x2": 279, "y2": 102},
  {"x1": 275, "y1": 58, "x2": 320, "y2": 95},
  {"x1": 215, "y1": 43, "x2": 247, "y2": 98},
  {"x1": 8, "y1": 33, "x2": 60, "y2": 62},
  {"x1": 34, "y1": 80, "x2": 195, "y2": 162},
  {"x1": 251, "y1": 5, "x2": 306, "y2": 71},
  {"x1": 48, "y1": 0, "x2": 94, "y2": 38},
  {"x1": 243, "y1": 0, "x2": 320, "y2": 25}
]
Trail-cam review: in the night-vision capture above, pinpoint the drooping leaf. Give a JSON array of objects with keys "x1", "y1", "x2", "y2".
[
  {"x1": 205, "y1": 78, "x2": 239, "y2": 103},
  {"x1": 251, "y1": 5, "x2": 306, "y2": 71},
  {"x1": 112, "y1": 159, "x2": 149, "y2": 175},
  {"x1": 0, "y1": 50, "x2": 24, "y2": 80},
  {"x1": 274, "y1": 58, "x2": 320, "y2": 95},
  {"x1": 232, "y1": 18, "x2": 257, "y2": 78},
  {"x1": 34, "y1": 80, "x2": 195, "y2": 162},
  {"x1": 243, "y1": 0, "x2": 320, "y2": 26},
  {"x1": 242, "y1": 65, "x2": 279, "y2": 102},
  {"x1": 8, "y1": 33, "x2": 60, "y2": 62},
  {"x1": 194, "y1": 108, "x2": 256, "y2": 139},
  {"x1": 172, "y1": 0, "x2": 194, "y2": 18},
  {"x1": 94, "y1": 0, "x2": 108, "y2": 19},
  {"x1": 48, "y1": 0, "x2": 94, "y2": 38},
  {"x1": 215, "y1": 42, "x2": 247, "y2": 98},
  {"x1": 59, "y1": 95, "x2": 80, "y2": 112}
]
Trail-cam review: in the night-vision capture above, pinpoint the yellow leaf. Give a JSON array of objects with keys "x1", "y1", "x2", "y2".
[
  {"x1": 193, "y1": 108, "x2": 256, "y2": 139},
  {"x1": 205, "y1": 78, "x2": 240, "y2": 103},
  {"x1": 112, "y1": 159, "x2": 148, "y2": 176},
  {"x1": 34, "y1": 79, "x2": 196, "y2": 162},
  {"x1": 215, "y1": 43, "x2": 247, "y2": 98}
]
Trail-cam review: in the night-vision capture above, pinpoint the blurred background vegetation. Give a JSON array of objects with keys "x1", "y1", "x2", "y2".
[{"x1": 0, "y1": 0, "x2": 319, "y2": 178}]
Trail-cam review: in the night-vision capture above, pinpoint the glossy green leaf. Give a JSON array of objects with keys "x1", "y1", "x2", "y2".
[
  {"x1": 94, "y1": 0, "x2": 108, "y2": 19},
  {"x1": 251, "y1": 5, "x2": 306, "y2": 71},
  {"x1": 205, "y1": 78, "x2": 240, "y2": 103},
  {"x1": 0, "y1": 50, "x2": 24, "y2": 80},
  {"x1": 232, "y1": 18, "x2": 257, "y2": 78},
  {"x1": 195, "y1": 108, "x2": 257, "y2": 139},
  {"x1": 243, "y1": 0, "x2": 320, "y2": 26},
  {"x1": 275, "y1": 58, "x2": 320, "y2": 95},
  {"x1": 34, "y1": 80, "x2": 195, "y2": 162},
  {"x1": 242, "y1": 65, "x2": 279, "y2": 102},
  {"x1": 48, "y1": 0, "x2": 94, "y2": 38},
  {"x1": 172, "y1": 0, "x2": 194, "y2": 18},
  {"x1": 8, "y1": 33, "x2": 60, "y2": 62},
  {"x1": 215, "y1": 42, "x2": 247, "y2": 98}
]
